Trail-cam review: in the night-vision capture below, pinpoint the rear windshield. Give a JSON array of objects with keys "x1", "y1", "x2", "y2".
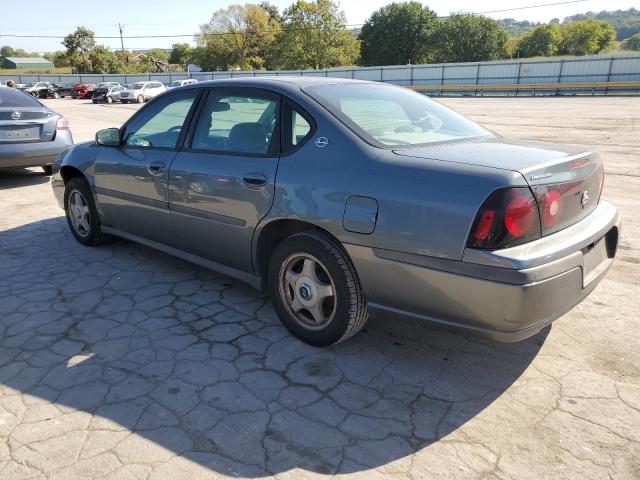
[
  {"x1": 0, "y1": 87, "x2": 43, "y2": 108},
  {"x1": 304, "y1": 83, "x2": 491, "y2": 147}
]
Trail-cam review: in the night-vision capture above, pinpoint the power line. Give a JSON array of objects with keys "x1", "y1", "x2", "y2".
[{"x1": 0, "y1": 0, "x2": 594, "y2": 40}]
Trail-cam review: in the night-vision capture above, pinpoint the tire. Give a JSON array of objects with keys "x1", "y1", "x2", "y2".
[
  {"x1": 268, "y1": 230, "x2": 368, "y2": 346},
  {"x1": 92, "y1": 99, "x2": 97, "y2": 104},
  {"x1": 64, "y1": 177, "x2": 111, "y2": 246},
  {"x1": 42, "y1": 165, "x2": 53, "y2": 175},
  {"x1": 53, "y1": 91, "x2": 60, "y2": 99},
  {"x1": 106, "y1": 95, "x2": 113, "y2": 104},
  {"x1": 137, "y1": 95, "x2": 144, "y2": 103}
]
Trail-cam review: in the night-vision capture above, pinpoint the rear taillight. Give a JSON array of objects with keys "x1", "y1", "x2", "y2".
[
  {"x1": 467, "y1": 187, "x2": 541, "y2": 249},
  {"x1": 56, "y1": 117, "x2": 69, "y2": 130}
]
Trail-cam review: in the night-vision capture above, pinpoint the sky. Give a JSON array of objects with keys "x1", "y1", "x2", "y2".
[{"x1": 0, "y1": 0, "x2": 638, "y2": 53}]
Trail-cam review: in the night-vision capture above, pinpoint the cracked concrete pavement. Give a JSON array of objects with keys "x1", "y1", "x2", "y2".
[{"x1": 0, "y1": 96, "x2": 638, "y2": 479}]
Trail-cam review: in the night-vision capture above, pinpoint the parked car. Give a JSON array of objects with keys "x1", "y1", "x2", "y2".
[
  {"x1": 0, "y1": 86, "x2": 73, "y2": 175},
  {"x1": 92, "y1": 84, "x2": 126, "y2": 104},
  {"x1": 22, "y1": 82, "x2": 53, "y2": 98},
  {"x1": 54, "y1": 83, "x2": 77, "y2": 98},
  {"x1": 50, "y1": 78, "x2": 619, "y2": 346},
  {"x1": 167, "y1": 78, "x2": 198, "y2": 89},
  {"x1": 71, "y1": 83, "x2": 94, "y2": 99},
  {"x1": 39, "y1": 83, "x2": 72, "y2": 99},
  {"x1": 119, "y1": 81, "x2": 166, "y2": 103}
]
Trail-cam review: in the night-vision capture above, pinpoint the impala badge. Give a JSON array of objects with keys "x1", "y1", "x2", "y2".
[
  {"x1": 581, "y1": 190, "x2": 590, "y2": 206},
  {"x1": 314, "y1": 137, "x2": 329, "y2": 148},
  {"x1": 11, "y1": 111, "x2": 21, "y2": 120}
]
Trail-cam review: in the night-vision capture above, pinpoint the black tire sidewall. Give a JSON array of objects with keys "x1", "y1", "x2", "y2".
[
  {"x1": 64, "y1": 178, "x2": 102, "y2": 246},
  {"x1": 268, "y1": 233, "x2": 357, "y2": 346}
]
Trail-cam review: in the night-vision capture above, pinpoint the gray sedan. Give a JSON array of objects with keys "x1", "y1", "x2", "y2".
[
  {"x1": 50, "y1": 78, "x2": 619, "y2": 346},
  {"x1": 0, "y1": 86, "x2": 73, "y2": 174}
]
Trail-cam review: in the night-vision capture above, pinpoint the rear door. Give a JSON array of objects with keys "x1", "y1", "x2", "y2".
[
  {"x1": 168, "y1": 88, "x2": 280, "y2": 271},
  {"x1": 94, "y1": 88, "x2": 201, "y2": 245},
  {"x1": 0, "y1": 88, "x2": 57, "y2": 145}
]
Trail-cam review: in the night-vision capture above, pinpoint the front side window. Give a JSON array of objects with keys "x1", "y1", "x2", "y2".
[
  {"x1": 192, "y1": 91, "x2": 278, "y2": 155},
  {"x1": 124, "y1": 90, "x2": 198, "y2": 149},
  {"x1": 304, "y1": 83, "x2": 491, "y2": 147}
]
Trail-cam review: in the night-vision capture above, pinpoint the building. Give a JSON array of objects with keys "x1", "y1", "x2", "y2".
[{"x1": 1, "y1": 57, "x2": 54, "y2": 70}]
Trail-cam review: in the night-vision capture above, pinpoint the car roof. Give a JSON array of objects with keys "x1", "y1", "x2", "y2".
[{"x1": 183, "y1": 76, "x2": 374, "y2": 92}]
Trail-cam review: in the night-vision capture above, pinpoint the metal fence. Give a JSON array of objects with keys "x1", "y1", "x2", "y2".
[{"x1": 2, "y1": 54, "x2": 639, "y2": 95}]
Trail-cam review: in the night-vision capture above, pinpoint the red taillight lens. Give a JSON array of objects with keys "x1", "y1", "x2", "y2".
[
  {"x1": 56, "y1": 117, "x2": 69, "y2": 130},
  {"x1": 504, "y1": 191, "x2": 537, "y2": 237},
  {"x1": 467, "y1": 187, "x2": 541, "y2": 250},
  {"x1": 473, "y1": 209, "x2": 495, "y2": 241},
  {"x1": 541, "y1": 190, "x2": 562, "y2": 227}
]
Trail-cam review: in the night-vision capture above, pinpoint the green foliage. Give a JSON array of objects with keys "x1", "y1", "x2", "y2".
[
  {"x1": 359, "y1": 2, "x2": 438, "y2": 66},
  {"x1": 1, "y1": 46, "x2": 40, "y2": 62},
  {"x1": 564, "y1": 8, "x2": 640, "y2": 40},
  {"x1": 271, "y1": 0, "x2": 359, "y2": 70},
  {"x1": 622, "y1": 33, "x2": 640, "y2": 50},
  {"x1": 169, "y1": 43, "x2": 192, "y2": 64},
  {"x1": 436, "y1": 14, "x2": 509, "y2": 63},
  {"x1": 62, "y1": 27, "x2": 96, "y2": 73},
  {"x1": 496, "y1": 18, "x2": 540, "y2": 37},
  {"x1": 560, "y1": 19, "x2": 617, "y2": 55},
  {"x1": 88, "y1": 46, "x2": 125, "y2": 74},
  {"x1": 517, "y1": 23, "x2": 562, "y2": 57},
  {"x1": 44, "y1": 51, "x2": 70, "y2": 68},
  {"x1": 196, "y1": 3, "x2": 280, "y2": 71}
]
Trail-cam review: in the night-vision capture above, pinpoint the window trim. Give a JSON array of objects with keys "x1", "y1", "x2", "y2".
[
  {"x1": 119, "y1": 88, "x2": 203, "y2": 152},
  {"x1": 280, "y1": 97, "x2": 317, "y2": 156},
  {"x1": 183, "y1": 86, "x2": 281, "y2": 159}
]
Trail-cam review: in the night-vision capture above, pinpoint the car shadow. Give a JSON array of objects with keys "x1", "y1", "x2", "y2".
[
  {"x1": 0, "y1": 168, "x2": 49, "y2": 189},
  {"x1": 0, "y1": 217, "x2": 547, "y2": 476}
]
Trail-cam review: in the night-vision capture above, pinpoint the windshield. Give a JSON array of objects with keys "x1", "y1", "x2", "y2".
[
  {"x1": 305, "y1": 83, "x2": 491, "y2": 147},
  {"x1": 131, "y1": 83, "x2": 145, "y2": 90},
  {"x1": 170, "y1": 81, "x2": 183, "y2": 86}
]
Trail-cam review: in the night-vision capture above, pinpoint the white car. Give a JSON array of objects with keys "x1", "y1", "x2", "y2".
[
  {"x1": 119, "y1": 81, "x2": 166, "y2": 104},
  {"x1": 167, "y1": 79, "x2": 198, "y2": 89}
]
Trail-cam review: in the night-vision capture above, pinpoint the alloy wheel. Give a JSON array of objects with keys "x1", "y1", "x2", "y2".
[
  {"x1": 278, "y1": 253, "x2": 337, "y2": 330},
  {"x1": 68, "y1": 190, "x2": 91, "y2": 237}
]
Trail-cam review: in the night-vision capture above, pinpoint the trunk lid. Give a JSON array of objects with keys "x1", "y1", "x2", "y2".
[
  {"x1": 394, "y1": 137, "x2": 604, "y2": 236},
  {"x1": 0, "y1": 107, "x2": 58, "y2": 144}
]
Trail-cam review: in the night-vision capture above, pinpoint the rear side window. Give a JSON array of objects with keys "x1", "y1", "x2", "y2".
[
  {"x1": 0, "y1": 87, "x2": 42, "y2": 108},
  {"x1": 192, "y1": 91, "x2": 278, "y2": 155}
]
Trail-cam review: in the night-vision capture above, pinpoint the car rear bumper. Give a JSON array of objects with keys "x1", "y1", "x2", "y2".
[
  {"x1": 345, "y1": 200, "x2": 620, "y2": 342},
  {"x1": 0, "y1": 131, "x2": 73, "y2": 169}
]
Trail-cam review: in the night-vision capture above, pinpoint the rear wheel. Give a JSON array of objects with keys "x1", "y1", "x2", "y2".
[
  {"x1": 137, "y1": 95, "x2": 144, "y2": 103},
  {"x1": 64, "y1": 178, "x2": 111, "y2": 246},
  {"x1": 268, "y1": 231, "x2": 368, "y2": 346},
  {"x1": 106, "y1": 95, "x2": 113, "y2": 104},
  {"x1": 52, "y1": 91, "x2": 60, "y2": 99}
]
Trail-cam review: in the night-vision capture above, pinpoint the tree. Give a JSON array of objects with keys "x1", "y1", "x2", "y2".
[
  {"x1": 89, "y1": 46, "x2": 125, "y2": 73},
  {"x1": 517, "y1": 23, "x2": 562, "y2": 57},
  {"x1": 359, "y1": 2, "x2": 438, "y2": 66},
  {"x1": 196, "y1": 3, "x2": 280, "y2": 71},
  {"x1": 62, "y1": 27, "x2": 96, "y2": 73},
  {"x1": 1, "y1": 45, "x2": 16, "y2": 61},
  {"x1": 44, "y1": 51, "x2": 70, "y2": 67},
  {"x1": 436, "y1": 14, "x2": 509, "y2": 63},
  {"x1": 169, "y1": 43, "x2": 192, "y2": 64},
  {"x1": 272, "y1": 0, "x2": 359, "y2": 70},
  {"x1": 560, "y1": 19, "x2": 616, "y2": 55},
  {"x1": 622, "y1": 33, "x2": 640, "y2": 50}
]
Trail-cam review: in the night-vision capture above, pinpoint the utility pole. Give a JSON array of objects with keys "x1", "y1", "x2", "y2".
[{"x1": 117, "y1": 23, "x2": 125, "y2": 53}]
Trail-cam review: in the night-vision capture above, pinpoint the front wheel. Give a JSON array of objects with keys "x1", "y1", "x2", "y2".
[
  {"x1": 64, "y1": 178, "x2": 111, "y2": 246},
  {"x1": 106, "y1": 95, "x2": 113, "y2": 104},
  {"x1": 268, "y1": 231, "x2": 368, "y2": 346},
  {"x1": 137, "y1": 95, "x2": 144, "y2": 103},
  {"x1": 53, "y1": 91, "x2": 60, "y2": 99}
]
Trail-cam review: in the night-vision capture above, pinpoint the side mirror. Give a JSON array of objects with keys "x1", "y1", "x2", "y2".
[{"x1": 96, "y1": 128, "x2": 121, "y2": 147}]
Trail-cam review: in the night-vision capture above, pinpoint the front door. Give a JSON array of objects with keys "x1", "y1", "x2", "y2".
[
  {"x1": 168, "y1": 89, "x2": 280, "y2": 272},
  {"x1": 95, "y1": 89, "x2": 200, "y2": 245}
]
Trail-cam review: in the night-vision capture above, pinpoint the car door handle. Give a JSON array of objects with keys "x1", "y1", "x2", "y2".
[
  {"x1": 242, "y1": 172, "x2": 267, "y2": 188},
  {"x1": 147, "y1": 161, "x2": 166, "y2": 176}
]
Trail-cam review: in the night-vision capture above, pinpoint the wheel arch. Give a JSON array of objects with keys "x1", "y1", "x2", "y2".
[
  {"x1": 253, "y1": 218, "x2": 350, "y2": 291},
  {"x1": 60, "y1": 165, "x2": 86, "y2": 185}
]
